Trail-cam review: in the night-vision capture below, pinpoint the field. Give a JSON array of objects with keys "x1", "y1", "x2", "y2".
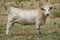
[{"x1": 0, "y1": 0, "x2": 60, "y2": 40}]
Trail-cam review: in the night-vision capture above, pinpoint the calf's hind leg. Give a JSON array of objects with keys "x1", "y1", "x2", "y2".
[{"x1": 6, "y1": 17, "x2": 14, "y2": 34}]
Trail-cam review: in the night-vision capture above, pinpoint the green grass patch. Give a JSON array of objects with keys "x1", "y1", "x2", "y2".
[
  {"x1": 0, "y1": 24, "x2": 6, "y2": 34},
  {"x1": 51, "y1": 10, "x2": 60, "y2": 17},
  {"x1": 0, "y1": 14, "x2": 8, "y2": 16}
]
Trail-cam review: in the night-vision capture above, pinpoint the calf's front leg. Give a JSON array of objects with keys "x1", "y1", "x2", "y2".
[{"x1": 36, "y1": 19, "x2": 41, "y2": 35}]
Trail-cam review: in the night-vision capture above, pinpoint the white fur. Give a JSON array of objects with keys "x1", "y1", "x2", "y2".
[{"x1": 6, "y1": 5, "x2": 52, "y2": 34}]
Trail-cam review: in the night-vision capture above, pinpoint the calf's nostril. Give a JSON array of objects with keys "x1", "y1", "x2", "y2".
[{"x1": 47, "y1": 14, "x2": 49, "y2": 16}]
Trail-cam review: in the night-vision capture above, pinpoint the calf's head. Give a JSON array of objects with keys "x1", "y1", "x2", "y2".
[{"x1": 41, "y1": 5, "x2": 52, "y2": 17}]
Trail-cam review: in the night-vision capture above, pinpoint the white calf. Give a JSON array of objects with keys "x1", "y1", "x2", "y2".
[{"x1": 6, "y1": 5, "x2": 52, "y2": 35}]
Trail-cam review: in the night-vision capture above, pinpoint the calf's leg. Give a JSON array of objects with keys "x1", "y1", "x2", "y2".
[
  {"x1": 36, "y1": 20, "x2": 41, "y2": 35},
  {"x1": 6, "y1": 18, "x2": 14, "y2": 34}
]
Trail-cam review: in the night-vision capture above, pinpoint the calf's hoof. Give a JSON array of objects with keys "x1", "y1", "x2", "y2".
[{"x1": 37, "y1": 32, "x2": 42, "y2": 38}]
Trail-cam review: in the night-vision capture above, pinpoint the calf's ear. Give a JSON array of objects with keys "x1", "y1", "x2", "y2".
[
  {"x1": 50, "y1": 7, "x2": 52, "y2": 9},
  {"x1": 41, "y1": 8, "x2": 44, "y2": 10}
]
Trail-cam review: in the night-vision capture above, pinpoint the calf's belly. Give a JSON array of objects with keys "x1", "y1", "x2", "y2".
[{"x1": 15, "y1": 18, "x2": 36, "y2": 25}]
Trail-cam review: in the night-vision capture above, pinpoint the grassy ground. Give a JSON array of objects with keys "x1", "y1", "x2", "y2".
[{"x1": 0, "y1": 21, "x2": 60, "y2": 40}]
